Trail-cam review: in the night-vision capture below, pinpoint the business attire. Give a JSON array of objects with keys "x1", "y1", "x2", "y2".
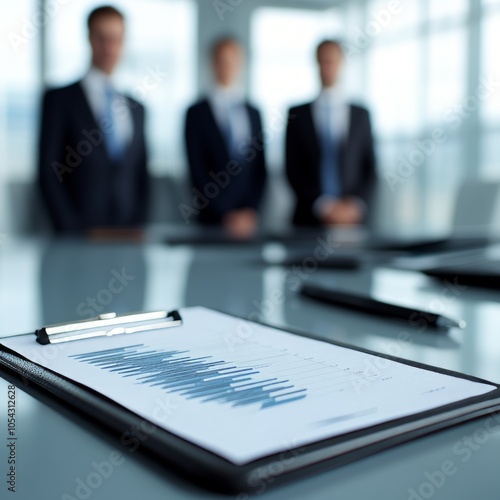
[
  {"x1": 38, "y1": 67, "x2": 149, "y2": 233},
  {"x1": 184, "y1": 87, "x2": 267, "y2": 225},
  {"x1": 286, "y1": 88, "x2": 376, "y2": 226}
]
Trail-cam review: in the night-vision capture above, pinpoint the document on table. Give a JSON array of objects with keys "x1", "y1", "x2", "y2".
[{"x1": 1, "y1": 307, "x2": 496, "y2": 465}]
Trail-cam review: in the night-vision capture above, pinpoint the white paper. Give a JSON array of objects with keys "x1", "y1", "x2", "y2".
[{"x1": 2, "y1": 307, "x2": 496, "y2": 465}]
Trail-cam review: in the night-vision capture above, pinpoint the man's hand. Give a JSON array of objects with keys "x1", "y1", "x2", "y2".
[
  {"x1": 223, "y1": 209, "x2": 258, "y2": 239},
  {"x1": 321, "y1": 198, "x2": 363, "y2": 226}
]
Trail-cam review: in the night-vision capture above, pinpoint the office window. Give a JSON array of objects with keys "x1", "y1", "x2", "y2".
[
  {"x1": 0, "y1": 0, "x2": 39, "y2": 175},
  {"x1": 367, "y1": 39, "x2": 422, "y2": 138},
  {"x1": 45, "y1": 0, "x2": 197, "y2": 174},
  {"x1": 480, "y1": 132, "x2": 500, "y2": 179},
  {"x1": 480, "y1": 11, "x2": 500, "y2": 179},
  {"x1": 342, "y1": 3, "x2": 366, "y2": 96},
  {"x1": 483, "y1": 0, "x2": 500, "y2": 8},
  {"x1": 363, "y1": 4, "x2": 469, "y2": 231},
  {"x1": 429, "y1": 0, "x2": 469, "y2": 23},
  {"x1": 423, "y1": 26, "x2": 467, "y2": 228},
  {"x1": 0, "y1": 0, "x2": 39, "y2": 233},
  {"x1": 250, "y1": 7, "x2": 345, "y2": 169},
  {"x1": 426, "y1": 29, "x2": 467, "y2": 125},
  {"x1": 367, "y1": 0, "x2": 422, "y2": 39},
  {"x1": 425, "y1": 138, "x2": 465, "y2": 223},
  {"x1": 480, "y1": 13, "x2": 500, "y2": 128},
  {"x1": 372, "y1": 140, "x2": 425, "y2": 232}
]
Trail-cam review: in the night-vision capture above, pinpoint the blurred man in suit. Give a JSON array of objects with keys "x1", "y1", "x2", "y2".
[
  {"x1": 38, "y1": 5, "x2": 149, "y2": 233},
  {"x1": 286, "y1": 40, "x2": 376, "y2": 227},
  {"x1": 184, "y1": 37, "x2": 267, "y2": 238}
]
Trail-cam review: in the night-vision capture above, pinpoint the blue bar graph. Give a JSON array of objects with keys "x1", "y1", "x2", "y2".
[{"x1": 70, "y1": 344, "x2": 307, "y2": 409}]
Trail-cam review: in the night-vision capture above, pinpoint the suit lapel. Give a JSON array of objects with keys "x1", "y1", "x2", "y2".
[
  {"x1": 338, "y1": 105, "x2": 354, "y2": 191},
  {"x1": 204, "y1": 99, "x2": 231, "y2": 160},
  {"x1": 304, "y1": 104, "x2": 322, "y2": 192},
  {"x1": 75, "y1": 82, "x2": 113, "y2": 165},
  {"x1": 246, "y1": 104, "x2": 258, "y2": 138},
  {"x1": 75, "y1": 82, "x2": 101, "y2": 132},
  {"x1": 123, "y1": 99, "x2": 140, "y2": 163},
  {"x1": 305, "y1": 104, "x2": 320, "y2": 154}
]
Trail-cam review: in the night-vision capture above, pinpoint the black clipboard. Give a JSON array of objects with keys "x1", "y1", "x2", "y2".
[{"x1": 1, "y1": 308, "x2": 500, "y2": 495}]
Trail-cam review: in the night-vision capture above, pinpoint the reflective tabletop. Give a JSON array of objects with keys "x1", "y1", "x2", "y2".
[{"x1": 1, "y1": 233, "x2": 499, "y2": 500}]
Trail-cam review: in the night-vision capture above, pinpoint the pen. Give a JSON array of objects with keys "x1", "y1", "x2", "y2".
[{"x1": 300, "y1": 284, "x2": 466, "y2": 330}]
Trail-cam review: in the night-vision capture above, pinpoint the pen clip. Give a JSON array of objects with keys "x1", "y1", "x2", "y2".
[{"x1": 35, "y1": 310, "x2": 182, "y2": 345}]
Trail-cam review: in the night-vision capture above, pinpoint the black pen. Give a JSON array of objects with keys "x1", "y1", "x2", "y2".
[{"x1": 300, "y1": 284, "x2": 466, "y2": 330}]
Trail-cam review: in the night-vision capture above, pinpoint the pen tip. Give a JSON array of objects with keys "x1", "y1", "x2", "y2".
[{"x1": 437, "y1": 317, "x2": 467, "y2": 330}]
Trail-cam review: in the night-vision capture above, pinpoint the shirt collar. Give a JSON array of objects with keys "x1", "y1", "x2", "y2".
[
  {"x1": 211, "y1": 85, "x2": 245, "y2": 108},
  {"x1": 83, "y1": 66, "x2": 116, "y2": 91},
  {"x1": 317, "y1": 85, "x2": 345, "y2": 107}
]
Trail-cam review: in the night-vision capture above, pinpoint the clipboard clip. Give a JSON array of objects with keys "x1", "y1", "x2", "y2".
[{"x1": 35, "y1": 310, "x2": 182, "y2": 345}]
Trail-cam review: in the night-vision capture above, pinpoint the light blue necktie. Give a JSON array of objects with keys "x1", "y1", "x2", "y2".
[
  {"x1": 223, "y1": 101, "x2": 243, "y2": 160},
  {"x1": 320, "y1": 104, "x2": 341, "y2": 198},
  {"x1": 103, "y1": 84, "x2": 126, "y2": 163}
]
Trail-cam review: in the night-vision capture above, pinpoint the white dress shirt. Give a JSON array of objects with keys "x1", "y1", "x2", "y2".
[
  {"x1": 312, "y1": 86, "x2": 357, "y2": 216},
  {"x1": 209, "y1": 85, "x2": 251, "y2": 151},
  {"x1": 80, "y1": 66, "x2": 134, "y2": 147},
  {"x1": 312, "y1": 85, "x2": 350, "y2": 143}
]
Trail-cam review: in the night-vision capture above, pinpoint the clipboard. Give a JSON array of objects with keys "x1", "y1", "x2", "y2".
[{"x1": 1, "y1": 307, "x2": 500, "y2": 495}]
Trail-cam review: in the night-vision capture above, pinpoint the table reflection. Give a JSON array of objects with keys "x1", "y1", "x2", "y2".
[{"x1": 41, "y1": 240, "x2": 146, "y2": 325}]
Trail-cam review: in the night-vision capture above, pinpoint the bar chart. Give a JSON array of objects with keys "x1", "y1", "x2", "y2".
[{"x1": 70, "y1": 344, "x2": 308, "y2": 409}]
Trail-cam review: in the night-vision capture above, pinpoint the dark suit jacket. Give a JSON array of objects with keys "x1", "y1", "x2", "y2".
[
  {"x1": 38, "y1": 81, "x2": 149, "y2": 233},
  {"x1": 286, "y1": 102, "x2": 376, "y2": 226},
  {"x1": 184, "y1": 98, "x2": 267, "y2": 225}
]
